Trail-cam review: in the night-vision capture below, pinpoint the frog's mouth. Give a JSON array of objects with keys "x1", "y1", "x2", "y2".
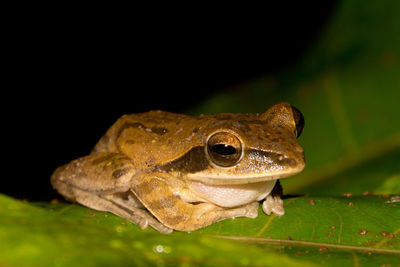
[{"x1": 186, "y1": 166, "x2": 304, "y2": 186}]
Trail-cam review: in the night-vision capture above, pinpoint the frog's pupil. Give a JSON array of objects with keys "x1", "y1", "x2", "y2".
[{"x1": 211, "y1": 144, "x2": 236, "y2": 156}]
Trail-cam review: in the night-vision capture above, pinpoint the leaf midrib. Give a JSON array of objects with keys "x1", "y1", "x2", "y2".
[{"x1": 213, "y1": 235, "x2": 400, "y2": 255}]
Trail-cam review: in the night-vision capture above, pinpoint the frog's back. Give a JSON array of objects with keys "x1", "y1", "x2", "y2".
[{"x1": 91, "y1": 111, "x2": 207, "y2": 169}]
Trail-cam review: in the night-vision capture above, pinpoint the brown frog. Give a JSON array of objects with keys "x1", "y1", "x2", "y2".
[{"x1": 51, "y1": 102, "x2": 305, "y2": 233}]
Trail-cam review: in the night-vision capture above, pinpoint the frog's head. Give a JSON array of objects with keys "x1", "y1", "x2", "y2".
[{"x1": 158, "y1": 102, "x2": 305, "y2": 185}]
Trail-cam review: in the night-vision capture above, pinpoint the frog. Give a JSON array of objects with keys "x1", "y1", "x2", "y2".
[{"x1": 51, "y1": 102, "x2": 305, "y2": 233}]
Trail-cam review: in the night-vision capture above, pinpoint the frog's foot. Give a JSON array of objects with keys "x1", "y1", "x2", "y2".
[
  {"x1": 243, "y1": 201, "x2": 259, "y2": 218},
  {"x1": 190, "y1": 201, "x2": 259, "y2": 221},
  {"x1": 104, "y1": 193, "x2": 173, "y2": 234},
  {"x1": 262, "y1": 195, "x2": 284, "y2": 216},
  {"x1": 73, "y1": 188, "x2": 173, "y2": 234}
]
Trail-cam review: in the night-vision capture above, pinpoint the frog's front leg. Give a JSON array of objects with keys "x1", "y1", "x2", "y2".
[
  {"x1": 262, "y1": 179, "x2": 285, "y2": 216},
  {"x1": 131, "y1": 174, "x2": 259, "y2": 232},
  {"x1": 51, "y1": 152, "x2": 172, "y2": 233}
]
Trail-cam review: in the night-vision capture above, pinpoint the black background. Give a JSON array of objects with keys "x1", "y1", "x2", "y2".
[{"x1": 5, "y1": 2, "x2": 336, "y2": 201}]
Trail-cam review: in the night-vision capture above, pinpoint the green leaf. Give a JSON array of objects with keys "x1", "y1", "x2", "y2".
[
  {"x1": 1, "y1": 194, "x2": 399, "y2": 266},
  {"x1": 376, "y1": 175, "x2": 400, "y2": 195},
  {"x1": 0, "y1": 194, "x2": 315, "y2": 267}
]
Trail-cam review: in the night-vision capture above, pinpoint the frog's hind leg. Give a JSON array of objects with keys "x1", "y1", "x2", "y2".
[
  {"x1": 72, "y1": 188, "x2": 173, "y2": 233},
  {"x1": 131, "y1": 174, "x2": 260, "y2": 232},
  {"x1": 51, "y1": 152, "x2": 172, "y2": 233}
]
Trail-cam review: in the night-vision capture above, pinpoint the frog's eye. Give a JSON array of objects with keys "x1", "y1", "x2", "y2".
[
  {"x1": 206, "y1": 132, "x2": 242, "y2": 167},
  {"x1": 291, "y1": 106, "x2": 305, "y2": 138}
]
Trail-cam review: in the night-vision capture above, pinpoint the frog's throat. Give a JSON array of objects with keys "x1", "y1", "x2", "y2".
[{"x1": 186, "y1": 166, "x2": 304, "y2": 185}]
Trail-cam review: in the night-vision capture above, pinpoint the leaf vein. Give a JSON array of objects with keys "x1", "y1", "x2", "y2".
[{"x1": 213, "y1": 236, "x2": 400, "y2": 255}]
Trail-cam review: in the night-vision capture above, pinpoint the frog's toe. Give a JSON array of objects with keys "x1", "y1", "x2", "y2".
[
  {"x1": 271, "y1": 203, "x2": 284, "y2": 216},
  {"x1": 137, "y1": 219, "x2": 149, "y2": 230},
  {"x1": 159, "y1": 226, "x2": 173, "y2": 234},
  {"x1": 149, "y1": 220, "x2": 173, "y2": 234},
  {"x1": 262, "y1": 200, "x2": 272, "y2": 215}
]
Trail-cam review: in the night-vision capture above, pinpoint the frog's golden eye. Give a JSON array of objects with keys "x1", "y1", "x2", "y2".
[
  {"x1": 206, "y1": 132, "x2": 242, "y2": 167},
  {"x1": 291, "y1": 106, "x2": 305, "y2": 138}
]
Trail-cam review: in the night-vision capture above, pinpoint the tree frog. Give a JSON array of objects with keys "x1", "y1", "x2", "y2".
[{"x1": 51, "y1": 102, "x2": 305, "y2": 233}]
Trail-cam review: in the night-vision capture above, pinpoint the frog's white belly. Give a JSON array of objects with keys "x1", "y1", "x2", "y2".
[{"x1": 189, "y1": 180, "x2": 277, "y2": 207}]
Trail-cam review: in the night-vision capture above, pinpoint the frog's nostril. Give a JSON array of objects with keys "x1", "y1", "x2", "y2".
[
  {"x1": 272, "y1": 152, "x2": 300, "y2": 167},
  {"x1": 270, "y1": 153, "x2": 287, "y2": 163}
]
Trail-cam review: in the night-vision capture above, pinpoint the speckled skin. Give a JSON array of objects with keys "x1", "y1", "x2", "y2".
[{"x1": 51, "y1": 102, "x2": 305, "y2": 233}]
